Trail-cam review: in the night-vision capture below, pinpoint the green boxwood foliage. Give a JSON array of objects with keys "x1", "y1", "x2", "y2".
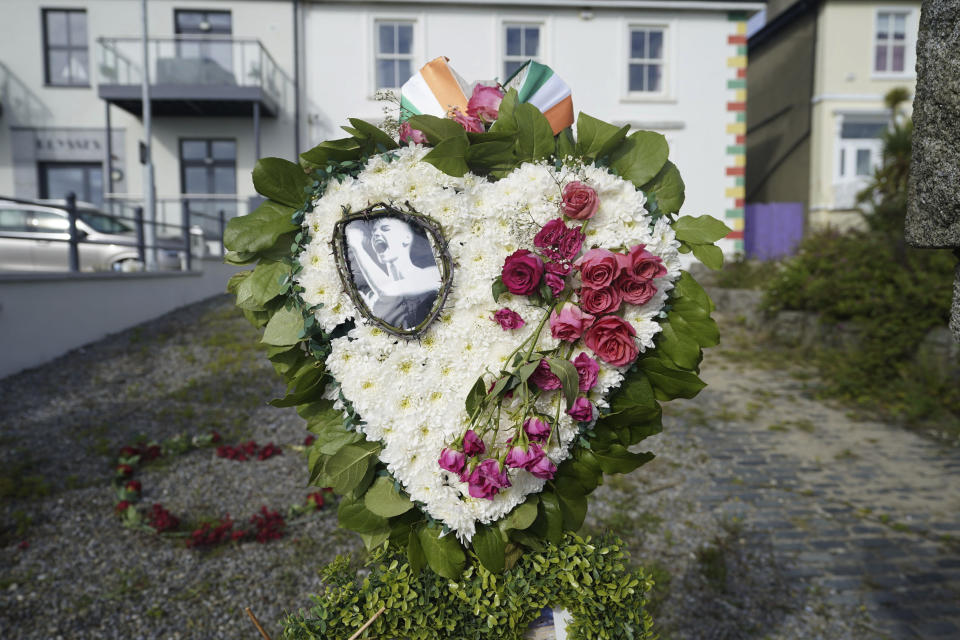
[{"x1": 281, "y1": 533, "x2": 655, "y2": 640}]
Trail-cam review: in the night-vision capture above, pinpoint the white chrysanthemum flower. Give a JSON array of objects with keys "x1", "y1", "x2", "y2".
[{"x1": 298, "y1": 147, "x2": 682, "y2": 540}]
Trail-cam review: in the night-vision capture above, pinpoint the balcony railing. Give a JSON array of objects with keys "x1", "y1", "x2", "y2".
[{"x1": 97, "y1": 35, "x2": 291, "y2": 114}]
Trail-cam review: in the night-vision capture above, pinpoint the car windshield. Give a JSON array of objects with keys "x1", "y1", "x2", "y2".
[{"x1": 78, "y1": 211, "x2": 134, "y2": 234}]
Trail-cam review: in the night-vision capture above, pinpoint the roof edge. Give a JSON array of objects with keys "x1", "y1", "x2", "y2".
[
  {"x1": 309, "y1": 0, "x2": 766, "y2": 12},
  {"x1": 748, "y1": 0, "x2": 819, "y2": 51}
]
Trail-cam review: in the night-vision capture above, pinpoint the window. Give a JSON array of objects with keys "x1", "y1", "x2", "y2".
[
  {"x1": 39, "y1": 163, "x2": 103, "y2": 207},
  {"x1": 180, "y1": 140, "x2": 236, "y2": 195},
  {"x1": 42, "y1": 9, "x2": 89, "y2": 86},
  {"x1": 875, "y1": 11, "x2": 908, "y2": 73},
  {"x1": 0, "y1": 209, "x2": 30, "y2": 232},
  {"x1": 375, "y1": 21, "x2": 414, "y2": 89},
  {"x1": 174, "y1": 10, "x2": 233, "y2": 80},
  {"x1": 628, "y1": 27, "x2": 665, "y2": 94},
  {"x1": 504, "y1": 24, "x2": 541, "y2": 80},
  {"x1": 834, "y1": 117, "x2": 886, "y2": 207}
]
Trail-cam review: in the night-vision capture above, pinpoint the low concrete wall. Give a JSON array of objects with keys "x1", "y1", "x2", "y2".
[{"x1": 0, "y1": 259, "x2": 242, "y2": 379}]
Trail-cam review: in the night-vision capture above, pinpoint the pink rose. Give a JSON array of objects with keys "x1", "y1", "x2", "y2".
[
  {"x1": 529, "y1": 359, "x2": 561, "y2": 391},
  {"x1": 449, "y1": 108, "x2": 484, "y2": 133},
  {"x1": 616, "y1": 244, "x2": 667, "y2": 282},
  {"x1": 558, "y1": 227, "x2": 585, "y2": 260},
  {"x1": 467, "y1": 458, "x2": 511, "y2": 499},
  {"x1": 615, "y1": 274, "x2": 658, "y2": 306},
  {"x1": 526, "y1": 453, "x2": 557, "y2": 480},
  {"x1": 501, "y1": 250, "x2": 544, "y2": 296},
  {"x1": 584, "y1": 315, "x2": 639, "y2": 367},
  {"x1": 549, "y1": 303, "x2": 595, "y2": 342},
  {"x1": 505, "y1": 444, "x2": 540, "y2": 469},
  {"x1": 399, "y1": 121, "x2": 428, "y2": 144},
  {"x1": 463, "y1": 429, "x2": 486, "y2": 457},
  {"x1": 493, "y1": 308, "x2": 525, "y2": 330},
  {"x1": 438, "y1": 448, "x2": 466, "y2": 474},
  {"x1": 574, "y1": 248, "x2": 621, "y2": 289},
  {"x1": 573, "y1": 353, "x2": 599, "y2": 391},
  {"x1": 561, "y1": 181, "x2": 599, "y2": 220},
  {"x1": 567, "y1": 397, "x2": 595, "y2": 422},
  {"x1": 579, "y1": 285, "x2": 623, "y2": 315},
  {"x1": 523, "y1": 417, "x2": 551, "y2": 443},
  {"x1": 545, "y1": 272, "x2": 565, "y2": 297},
  {"x1": 534, "y1": 218, "x2": 567, "y2": 250},
  {"x1": 467, "y1": 84, "x2": 505, "y2": 123}
]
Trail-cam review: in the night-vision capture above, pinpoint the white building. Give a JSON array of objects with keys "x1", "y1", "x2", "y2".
[
  {"x1": 0, "y1": 0, "x2": 299, "y2": 236},
  {"x1": 303, "y1": 0, "x2": 763, "y2": 253}
]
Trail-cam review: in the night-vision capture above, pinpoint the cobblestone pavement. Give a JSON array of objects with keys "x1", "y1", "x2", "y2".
[{"x1": 673, "y1": 318, "x2": 960, "y2": 639}]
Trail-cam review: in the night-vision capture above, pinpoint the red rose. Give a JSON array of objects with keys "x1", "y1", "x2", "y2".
[
  {"x1": 501, "y1": 249, "x2": 544, "y2": 296},
  {"x1": 125, "y1": 480, "x2": 142, "y2": 494},
  {"x1": 616, "y1": 244, "x2": 667, "y2": 282},
  {"x1": 493, "y1": 308, "x2": 526, "y2": 330},
  {"x1": 399, "y1": 121, "x2": 428, "y2": 144},
  {"x1": 615, "y1": 273, "x2": 658, "y2": 306},
  {"x1": 546, "y1": 260, "x2": 572, "y2": 276},
  {"x1": 545, "y1": 272, "x2": 565, "y2": 296},
  {"x1": 529, "y1": 359, "x2": 561, "y2": 390},
  {"x1": 533, "y1": 218, "x2": 567, "y2": 250},
  {"x1": 561, "y1": 181, "x2": 599, "y2": 220},
  {"x1": 115, "y1": 500, "x2": 131, "y2": 514},
  {"x1": 450, "y1": 108, "x2": 484, "y2": 133},
  {"x1": 116, "y1": 464, "x2": 134, "y2": 477},
  {"x1": 467, "y1": 84, "x2": 504, "y2": 123},
  {"x1": 549, "y1": 304, "x2": 595, "y2": 342},
  {"x1": 579, "y1": 285, "x2": 623, "y2": 315},
  {"x1": 574, "y1": 248, "x2": 621, "y2": 288},
  {"x1": 584, "y1": 315, "x2": 639, "y2": 367},
  {"x1": 558, "y1": 226, "x2": 585, "y2": 260}
]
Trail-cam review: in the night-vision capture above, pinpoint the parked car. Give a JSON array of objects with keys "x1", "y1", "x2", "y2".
[{"x1": 0, "y1": 199, "x2": 201, "y2": 272}]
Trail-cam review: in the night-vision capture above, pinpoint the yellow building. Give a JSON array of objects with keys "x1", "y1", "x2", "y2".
[{"x1": 747, "y1": 0, "x2": 920, "y2": 230}]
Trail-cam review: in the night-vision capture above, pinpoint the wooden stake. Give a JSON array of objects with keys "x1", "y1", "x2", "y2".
[
  {"x1": 347, "y1": 606, "x2": 386, "y2": 640},
  {"x1": 245, "y1": 607, "x2": 273, "y2": 640}
]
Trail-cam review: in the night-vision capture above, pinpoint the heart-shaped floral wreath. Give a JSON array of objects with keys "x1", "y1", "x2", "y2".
[{"x1": 226, "y1": 85, "x2": 728, "y2": 579}]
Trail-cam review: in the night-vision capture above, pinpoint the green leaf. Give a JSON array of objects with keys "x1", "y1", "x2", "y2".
[
  {"x1": 472, "y1": 525, "x2": 506, "y2": 573},
  {"x1": 492, "y1": 278, "x2": 508, "y2": 303},
  {"x1": 348, "y1": 118, "x2": 400, "y2": 151},
  {"x1": 599, "y1": 371, "x2": 662, "y2": 433},
  {"x1": 487, "y1": 374, "x2": 514, "y2": 400},
  {"x1": 223, "y1": 250, "x2": 258, "y2": 265},
  {"x1": 554, "y1": 477, "x2": 588, "y2": 531},
  {"x1": 668, "y1": 308, "x2": 719, "y2": 350},
  {"x1": 337, "y1": 495, "x2": 389, "y2": 534},
  {"x1": 638, "y1": 356, "x2": 707, "y2": 400},
  {"x1": 530, "y1": 491, "x2": 563, "y2": 544},
  {"x1": 672, "y1": 215, "x2": 731, "y2": 245},
  {"x1": 236, "y1": 260, "x2": 292, "y2": 310},
  {"x1": 593, "y1": 445, "x2": 655, "y2": 474},
  {"x1": 407, "y1": 115, "x2": 467, "y2": 144},
  {"x1": 515, "y1": 360, "x2": 540, "y2": 384},
  {"x1": 422, "y1": 134, "x2": 470, "y2": 177},
  {"x1": 514, "y1": 103, "x2": 556, "y2": 162},
  {"x1": 307, "y1": 446, "x2": 328, "y2": 486},
  {"x1": 576, "y1": 113, "x2": 626, "y2": 160},
  {"x1": 490, "y1": 89, "x2": 519, "y2": 131},
  {"x1": 359, "y1": 529, "x2": 390, "y2": 551},
  {"x1": 407, "y1": 529, "x2": 426, "y2": 573},
  {"x1": 692, "y1": 243, "x2": 725, "y2": 270},
  {"x1": 641, "y1": 161, "x2": 685, "y2": 215},
  {"x1": 223, "y1": 200, "x2": 297, "y2": 254},
  {"x1": 417, "y1": 525, "x2": 466, "y2": 579},
  {"x1": 556, "y1": 127, "x2": 575, "y2": 160},
  {"x1": 465, "y1": 140, "x2": 517, "y2": 174},
  {"x1": 261, "y1": 306, "x2": 304, "y2": 346},
  {"x1": 498, "y1": 497, "x2": 539, "y2": 532},
  {"x1": 299, "y1": 137, "x2": 362, "y2": 168},
  {"x1": 674, "y1": 271, "x2": 715, "y2": 314},
  {"x1": 546, "y1": 357, "x2": 579, "y2": 410},
  {"x1": 324, "y1": 444, "x2": 378, "y2": 494},
  {"x1": 252, "y1": 157, "x2": 312, "y2": 208},
  {"x1": 657, "y1": 317, "x2": 702, "y2": 371},
  {"x1": 507, "y1": 528, "x2": 546, "y2": 551},
  {"x1": 465, "y1": 376, "x2": 487, "y2": 419},
  {"x1": 610, "y1": 131, "x2": 670, "y2": 187},
  {"x1": 269, "y1": 378, "x2": 325, "y2": 407},
  {"x1": 364, "y1": 476, "x2": 414, "y2": 518}
]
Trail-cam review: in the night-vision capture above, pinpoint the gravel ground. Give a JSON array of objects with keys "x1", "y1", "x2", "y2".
[{"x1": 0, "y1": 295, "x2": 864, "y2": 639}]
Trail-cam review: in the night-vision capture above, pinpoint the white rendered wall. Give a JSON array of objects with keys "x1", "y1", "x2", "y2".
[
  {"x1": 0, "y1": 0, "x2": 297, "y2": 202},
  {"x1": 304, "y1": 3, "x2": 736, "y2": 230}
]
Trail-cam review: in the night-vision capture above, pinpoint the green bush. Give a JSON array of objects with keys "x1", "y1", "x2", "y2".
[
  {"x1": 763, "y1": 229, "x2": 958, "y2": 422},
  {"x1": 713, "y1": 253, "x2": 781, "y2": 290},
  {"x1": 281, "y1": 533, "x2": 655, "y2": 640}
]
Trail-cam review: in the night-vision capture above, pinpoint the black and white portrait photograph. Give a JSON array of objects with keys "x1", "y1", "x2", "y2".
[{"x1": 344, "y1": 216, "x2": 442, "y2": 330}]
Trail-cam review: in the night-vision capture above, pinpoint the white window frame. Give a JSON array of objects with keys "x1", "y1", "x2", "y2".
[
  {"x1": 372, "y1": 18, "x2": 417, "y2": 91},
  {"x1": 832, "y1": 112, "x2": 887, "y2": 208},
  {"x1": 872, "y1": 8, "x2": 916, "y2": 78},
  {"x1": 623, "y1": 22, "x2": 671, "y2": 102},
  {"x1": 502, "y1": 21, "x2": 544, "y2": 82}
]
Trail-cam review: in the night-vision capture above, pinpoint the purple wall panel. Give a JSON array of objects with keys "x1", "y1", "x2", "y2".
[{"x1": 744, "y1": 203, "x2": 804, "y2": 260}]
